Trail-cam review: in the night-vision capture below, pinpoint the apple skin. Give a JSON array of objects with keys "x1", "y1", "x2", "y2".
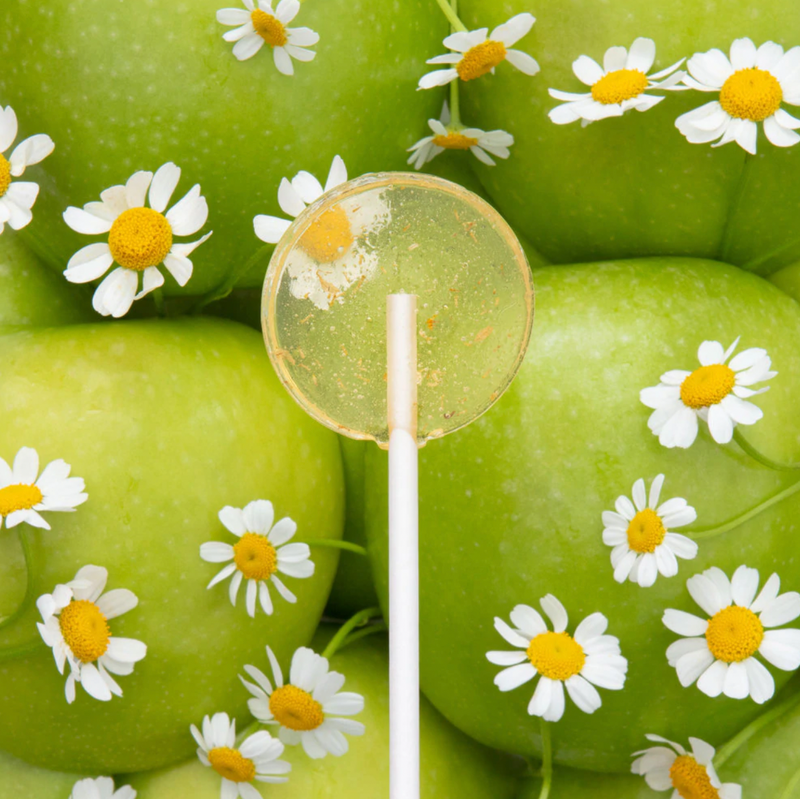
[
  {"x1": 364, "y1": 257, "x2": 800, "y2": 772},
  {"x1": 0, "y1": 234, "x2": 92, "y2": 327},
  {"x1": 127, "y1": 628, "x2": 523, "y2": 798},
  {"x1": 0, "y1": 316, "x2": 344, "y2": 774},
  {"x1": 0, "y1": 750, "x2": 87, "y2": 799},
  {"x1": 0, "y1": 0, "x2": 445, "y2": 296},
  {"x1": 459, "y1": 0, "x2": 800, "y2": 274}
]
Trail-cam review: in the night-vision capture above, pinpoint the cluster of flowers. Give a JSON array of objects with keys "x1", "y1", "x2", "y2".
[
  {"x1": 0, "y1": 447, "x2": 365, "y2": 799},
  {"x1": 485, "y1": 336, "x2": 795, "y2": 797}
]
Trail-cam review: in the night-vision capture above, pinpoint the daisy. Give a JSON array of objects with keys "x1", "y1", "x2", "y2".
[
  {"x1": 418, "y1": 13, "x2": 539, "y2": 89},
  {"x1": 676, "y1": 38, "x2": 800, "y2": 154},
  {"x1": 200, "y1": 499, "x2": 314, "y2": 618},
  {"x1": 548, "y1": 38, "x2": 685, "y2": 126},
  {"x1": 216, "y1": 0, "x2": 318, "y2": 74},
  {"x1": 36, "y1": 565, "x2": 147, "y2": 704},
  {"x1": 69, "y1": 777, "x2": 137, "y2": 799},
  {"x1": 241, "y1": 645, "x2": 365, "y2": 758},
  {"x1": 663, "y1": 565, "x2": 800, "y2": 704},
  {"x1": 407, "y1": 101, "x2": 514, "y2": 169},
  {"x1": 254, "y1": 155, "x2": 390, "y2": 310},
  {"x1": 486, "y1": 594, "x2": 628, "y2": 722},
  {"x1": 0, "y1": 446, "x2": 87, "y2": 531},
  {"x1": 631, "y1": 735, "x2": 742, "y2": 799},
  {"x1": 192, "y1": 712, "x2": 291, "y2": 798},
  {"x1": 0, "y1": 106, "x2": 54, "y2": 233},
  {"x1": 603, "y1": 474, "x2": 698, "y2": 588},
  {"x1": 640, "y1": 337, "x2": 776, "y2": 449},
  {"x1": 63, "y1": 162, "x2": 212, "y2": 318}
]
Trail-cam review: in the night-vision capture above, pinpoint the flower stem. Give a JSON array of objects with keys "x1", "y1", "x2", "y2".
[
  {"x1": 742, "y1": 235, "x2": 800, "y2": 275},
  {"x1": 0, "y1": 528, "x2": 36, "y2": 633},
  {"x1": 686, "y1": 477, "x2": 800, "y2": 540},
  {"x1": 152, "y1": 288, "x2": 166, "y2": 317},
  {"x1": 718, "y1": 152, "x2": 755, "y2": 264},
  {"x1": 322, "y1": 606, "x2": 383, "y2": 660},
  {"x1": 715, "y1": 683, "x2": 800, "y2": 768},
  {"x1": 191, "y1": 244, "x2": 273, "y2": 315},
  {"x1": 538, "y1": 719, "x2": 553, "y2": 799},
  {"x1": 734, "y1": 429, "x2": 800, "y2": 471},
  {"x1": 450, "y1": 71, "x2": 462, "y2": 129},
  {"x1": 433, "y1": 0, "x2": 467, "y2": 32},
  {"x1": 303, "y1": 539, "x2": 368, "y2": 557},
  {"x1": 336, "y1": 621, "x2": 388, "y2": 651}
]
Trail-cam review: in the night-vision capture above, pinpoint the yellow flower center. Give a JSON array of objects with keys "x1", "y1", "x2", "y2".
[
  {"x1": 526, "y1": 631, "x2": 586, "y2": 681},
  {"x1": 269, "y1": 684, "x2": 325, "y2": 731},
  {"x1": 457, "y1": 40, "x2": 507, "y2": 82},
  {"x1": 431, "y1": 132, "x2": 479, "y2": 150},
  {"x1": 233, "y1": 532, "x2": 278, "y2": 581},
  {"x1": 591, "y1": 68, "x2": 650, "y2": 104},
  {"x1": 0, "y1": 153, "x2": 11, "y2": 198},
  {"x1": 207, "y1": 747, "x2": 257, "y2": 783},
  {"x1": 251, "y1": 9, "x2": 288, "y2": 47},
  {"x1": 0, "y1": 483, "x2": 43, "y2": 517},
  {"x1": 298, "y1": 206, "x2": 354, "y2": 264},
  {"x1": 679, "y1": 364, "x2": 736, "y2": 409},
  {"x1": 108, "y1": 207, "x2": 173, "y2": 272},
  {"x1": 669, "y1": 755, "x2": 720, "y2": 799},
  {"x1": 720, "y1": 68, "x2": 783, "y2": 122},
  {"x1": 58, "y1": 600, "x2": 111, "y2": 663},
  {"x1": 626, "y1": 508, "x2": 666, "y2": 554},
  {"x1": 705, "y1": 605, "x2": 764, "y2": 663}
]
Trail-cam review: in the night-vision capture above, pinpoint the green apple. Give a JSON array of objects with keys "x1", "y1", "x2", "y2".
[
  {"x1": 0, "y1": 316, "x2": 344, "y2": 774},
  {"x1": 364, "y1": 257, "x2": 800, "y2": 772},
  {"x1": 0, "y1": 234, "x2": 92, "y2": 327},
  {"x1": 0, "y1": 749, "x2": 87, "y2": 799},
  {"x1": 325, "y1": 436, "x2": 380, "y2": 620},
  {"x1": 459, "y1": 0, "x2": 800, "y2": 274},
  {"x1": 127, "y1": 628, "x2": 522, "y2": 798},
  {"x1": 0, "y1": 0, "x2": 446, "y2": 297}
]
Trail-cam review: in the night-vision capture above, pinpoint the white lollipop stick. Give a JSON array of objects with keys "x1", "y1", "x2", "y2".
[{"x1": 387, "y1": 294, "x2": 420, "y2": 799}]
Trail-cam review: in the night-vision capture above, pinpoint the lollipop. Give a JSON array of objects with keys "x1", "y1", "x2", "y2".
[{"x1": 262, "y1": 172, "x2": 533, "y2": 798}]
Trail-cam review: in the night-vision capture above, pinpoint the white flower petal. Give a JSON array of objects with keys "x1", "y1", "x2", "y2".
[
  {"x1": 149, "y1": 162, "x2": 181, "y2": 213},
  {"x1": 626, "y1": 37, "x2": 656, "y2": 73}
]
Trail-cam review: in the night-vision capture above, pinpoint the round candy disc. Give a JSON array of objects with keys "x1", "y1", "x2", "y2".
[{"x1": 262, "y1": 172, "x2": 534, "y2": 447}]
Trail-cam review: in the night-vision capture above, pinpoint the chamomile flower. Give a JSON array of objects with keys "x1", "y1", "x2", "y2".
[
  {"x1": 486, "y1": 595, "x2": 628, "y2": 722},
  {"x1": 676, "y1": 38, "x2": 800, "y2": 154},
  {"x1": 407, "y1": 102, "x2": 514, "y2": 169},
  {"x1": 663, "y1": 565, "x2": 800, "y2": 704},
  {"x1": 631, "y1": 735, "x2": 742, "y2": 799},
  {"x1": 241, "y1": 645, "x2": 366, "y2": 758},
  {"x1": 0, "y1": 446, "x2": 87, "y2": 531},
  {"x1": 254, "y1": 155, "x2": 390, "y2": 310},
  {"x1": 603, "y1": 474, "x2": 698, "y2": 588},
  {"x1": 548, "y1": 38, "x2": 685, "y2": 126},
  {"x1": 216, "y1": 0, "x2": 318, "y2": 74},
  {"x1": 640, "y1": 337, "x2": 776, "y2": 449},
  {"x1": 36, "y1": 565, "x2": 147, "y2": 704},
  {"x1": 63, "y1": 163, "x2": 212, "y2": 318},
  {"x1": 69, "y1": 777, "x2": 137, "y2": 799},
  {"x1": 418, "y1": 13, "x2": 539, "y2": 90},
  {"x1": 200, "y1": 500, "x2": 314, "y2": 618},
  {"x1": 0, "y1": 106, "x2": 54, "y2": 233},
  {"x1": 192, "y1": 712, "x2": 291, "y2": 798}
]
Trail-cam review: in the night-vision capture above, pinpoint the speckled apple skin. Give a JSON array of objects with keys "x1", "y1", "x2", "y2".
[
  {"x1": 365, "y1": 258, "x2": 800, "y2": 772},
  {"x1": 127, "y1": 629, "x2": 522, "y2": 799},
  {"x1": 0, "y1": 317, "x2": 344, "y2": 774},
  {"x1": 460, "y1": 0, "x2": 800, "y2": 274},
  {"x1": 0, "y1": 0, "x2": 445, "y2": 296}
]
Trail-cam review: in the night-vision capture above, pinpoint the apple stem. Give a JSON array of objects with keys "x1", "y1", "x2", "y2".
[
  {"x1": 322, "y1": 606, "x2": 383, "y2": 660},
  {"x1": 433, "y1": 0, "x2": 468, "y2": 33},
  {"x1": 715, "y1": 684, "x2": 800, "y2": 769},
  {"x1": 733, "y1": 428, "x2": 800, "y2": 471},
  {"x1": 686, "y1": 476, "x2": 800, "y2": 540},
  {"x1": 0, "y1": 528, "x2": 37, "y2": 635},
  {"x1": 538, "y1": 719, "x2": 553, "y2": 799},
  {"x1": 304, "y1": 539, "x2": 368, "y2": 556}
]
